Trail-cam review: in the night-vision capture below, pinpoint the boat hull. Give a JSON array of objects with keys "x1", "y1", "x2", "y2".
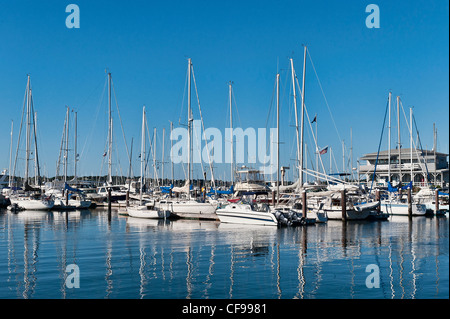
[
  {"x1": 158, "y1": 200, "x2": 218, "y2": 220},
  {"x1": 10, "y1": 198, "x2": 54, "y2": 210},
  {"x1": 127, "y1": 206, "x2": 171, "y2": 219},
  {"x1": 216, "y1": 209, "x2": 278, "y2": 226},
  {"x1": 381, "y1": 201, "x2": 428, "y2": 216}
]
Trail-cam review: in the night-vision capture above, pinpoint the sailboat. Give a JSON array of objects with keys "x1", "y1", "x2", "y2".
[
  {"x1": 96, "y1": 72, "x2": 128, "y2": 204},
  {"x1": 157, "y1": 59, "x2": 217, "y2": 220},
  {"x1": 127, "y1": 106, "x2": 171, "y2": 219},
  {"x1": 46, "y1": 107, "x2": 91, "y2": 209},
  {"x1": 9, "y1": 75, "x2": 54, "y2": 210}
]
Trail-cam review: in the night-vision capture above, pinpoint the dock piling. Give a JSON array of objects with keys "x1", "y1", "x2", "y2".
[
  {"x1": 341, "y1": 190, "x2": 347, "y2": 222},
  {"x1": 407, "y1": 188, "x2": 412, "y2": 218},
  {"x1": 302, "y1": 190, "x2": 307, "y2": 218},
  {"x1": 435, "y1": 189, "x2": 439, "y2": 213}
]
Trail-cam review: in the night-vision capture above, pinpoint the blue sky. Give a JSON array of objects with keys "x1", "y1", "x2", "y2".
[{"x1": 0, "y1": 0, "x2": 448, "y2": 182}]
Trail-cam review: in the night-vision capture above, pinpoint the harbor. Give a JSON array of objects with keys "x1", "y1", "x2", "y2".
[
  {"x1": 0, "y1": 208, "x2": 448, "y2": 299},
  {"x1": 0, "y1": 0, "x2": 448, "y2": 304}
]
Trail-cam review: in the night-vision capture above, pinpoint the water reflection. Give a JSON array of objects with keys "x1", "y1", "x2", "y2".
[{"x1": 0, "y1": 209, "x2": 448, "y2": 299}]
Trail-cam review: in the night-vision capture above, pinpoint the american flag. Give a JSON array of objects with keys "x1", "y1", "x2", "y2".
[{"x1": 319, "y1": 146, "x2": 328, "y2": 155}]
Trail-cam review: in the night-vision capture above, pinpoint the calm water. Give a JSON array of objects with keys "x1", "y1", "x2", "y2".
[{"x1": 0, "y1": 208, "x2": 448, "y2": 299}]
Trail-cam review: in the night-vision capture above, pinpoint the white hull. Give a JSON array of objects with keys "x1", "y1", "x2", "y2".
[
  {"x1": 10, "y1": 197, "x2": 54, "y2": 210},
  {"x1": 127, "y1": 206, "x2": 171, "y2": 219},
  {"x1": 423, "y1": 202, "x2": 449, "y2": 214},
  {"x1": 158, "y1": 200, "x2": 217, "y2": 220},
  {"x1": 54, "y1": 198, "x2": 91, "y2": 209},
  {"x1": 381, "y1": 201, "x2": 427, "y2": 216},
  {"x1": 216, "y1": 204, "x2": 278, "y2": 226}
]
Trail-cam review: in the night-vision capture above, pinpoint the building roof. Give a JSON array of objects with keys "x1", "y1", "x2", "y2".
[{"x1": 360, "y1": 148, "x2": 448, "y2": 160}]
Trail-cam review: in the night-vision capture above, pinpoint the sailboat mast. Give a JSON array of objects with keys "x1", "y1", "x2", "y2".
[
  {"x1": 290, "y1": 58, "x2": 301, "y2": 187},
  {"x1": 300, "y1": 45, "x2": 307, "y2": 187},
  {"x1": 229, "y1": 81, "x2": 234, "y2": 184},
  {"x1": 8, "y1": 121, "x2": 13, "y2": 187},
  {"x1": 108, "y1": 72, "x2": 113, "y2": 185},
  {"x1": 410, "y1": 108, "x2": 413, "y2": 183},
  {"x1": 187, "y1": 58, "x2": 192, "y2": 186},
  {"x1": 24, "y1": 75, "x2": 31, "y2": 186},
  {"x1": 74, "y1": 110, "x2": 78, "y2": 183},
  {"x1": 170, "y1": 121, "x2": 174, "y2": 185},
  {"x1": 64, "y1": 106, "x2": 70, "y2": 183},
  {"x1": 397, "y1": 96, "x2": 402, "y2": 184},
  {"x1": 140, "y1": 106, "x2": 145, "y2": 204},
  {"x1": 33, "y1": 110, "x2": 40, "y2": 187},
  {"x1": 162, "y1": 127, "x2": 165, "y2": 185},
  {"x1": 388, "y1": 92, "x2": 391, "y2": 183},
  {"x1": 276, "y1": 73, "x2": 280, "y2": 205}
]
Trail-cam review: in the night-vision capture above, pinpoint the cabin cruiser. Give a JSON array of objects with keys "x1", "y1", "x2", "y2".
[
  {"x1": 216, "y1": 201, "x2": 278, "y2": 226},
  {"x1": 233, "y1": 166, "x2": 271, "y2": 197}
]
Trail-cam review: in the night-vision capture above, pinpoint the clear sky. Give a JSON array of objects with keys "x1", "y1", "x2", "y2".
[{"x1": 0, "y1": 0, "x2": 448, "y2": 182}]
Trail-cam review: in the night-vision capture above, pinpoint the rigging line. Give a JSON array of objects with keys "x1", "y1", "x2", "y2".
[
  {"x1": 12, "y1": 82, "x2": 28, "y2": 183},
  {"x1": 307, "y1": 48, "x2": 343, "y2": 144},
  {"x1": 56, "y1": 109, "x2": 68, "y2": 178},
  {"x1": 111, "y1": 80, "x2": 133, "y2": 177},
  {"x1": 145, "y1": 123, "x2": 160, "y2": 186},
  {"x1": 191, "y1": 66, "x2": 216, "y2": 188},
  {"x1": 178, "y1": 62, "x2": 189, "y2": 126},
  {"x1": 399, "y1": 101, "x2": 427, "y2": 173},
  {"x1": 231, "y1": 87, "x2": 243, "y2": 130},
  {"x1": 295, "y1": 75, "x2": 330, "y2": 184},
  {"x1": 30, "y1": 93, "x2": 41, "y2": 185},
  {"x1": 79, "y1": 77, "x2": 107, "y2": 162},
  {"x1": 264, "y1": 76, "x2": 277, "y2": 129},
  {"x1": 369, "y1": 97, "x2": 389, "y2": 195}
]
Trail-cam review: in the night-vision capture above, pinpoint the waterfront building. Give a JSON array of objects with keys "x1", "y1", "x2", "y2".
[{"x1": 359, "y1": 148, "x2": 449, "y2": 188}]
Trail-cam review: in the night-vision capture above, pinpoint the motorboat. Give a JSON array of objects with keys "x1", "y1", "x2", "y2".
[{"x1": 216, "y1": 202, "x2": 278, "y2": 226}]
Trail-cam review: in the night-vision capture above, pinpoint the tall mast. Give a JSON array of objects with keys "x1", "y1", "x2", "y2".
[
  {"x1": 153, "y1": 127, "x2": 157, "y2": 185},
  {"x1": 410, "y1": 108, "x2": 413, "y2": 184},
  {"x1": 8, "y1": 121, "x2": 13, "y2": 187},
  {"x1": 33, "y1": 110, "x2": 40, "y2": 186},
  {"x1": 162, "y1": 127, "x2": 165, "y2": 185},
  {"x1": 187, "y1": 58, "x2": 192, "y2": 187},
  {"x1": 140, "y1": 106, "x2": 146, "y2": 204},
  {"x1": 276, "y1": 73, "x2": 280, "y2": 205},
  {"x1": 388, "y1": 92, "x2": 391, "y2": 183},
  {"x1": 290, "y1": 58, "x2": 301, "y2": 187},
  {"x1": 170, "y1": 121, "x2": 174, "y2": 185},
  {"x1": 24, "y1": 75, "x2": 31, "y2": 186},
  {"x1": 74, "y1": 110, "x2": 78, "y2": 183},
  {"x1": 229, "y1": 81, "x2": 234, "y2": 184},
  {"x1": 433, "y1": 122, "x2": 437, "y2": 184},
  {"x1": 300, "y1": 45, "x2": 307, "y2": 187},
  {"x1": 64, "y1": 106, "x2": 70, "y2": 183},
  {"x1": 108, "y1": 72, "x2": 113, "y2": 185},
  {"x1": 315, "y1": 113, "x2": 318, "y2": 181},
  {"x1": 350, "y1": 127, "x2": 353, "y2": 181},
  {"x1": 397, "y1": 96, "x2": 401, "y2": 184}
]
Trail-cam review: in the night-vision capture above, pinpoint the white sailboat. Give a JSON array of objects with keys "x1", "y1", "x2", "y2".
[
  {"x1": 9, "y1": 75, "x2": 54, "y2": 211},
  {"x1": 161, "y1": 58, "x2": 217, "y2": 220},
  {"x1": 127, "y1": 106, "x2": 170, "y2": 219},
  {"x1": 96, "y1": 72, "x2": 128, "y2": 203},
  {"x1": 47, "y1": 107, "x2": 91, "y2": 209}
]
